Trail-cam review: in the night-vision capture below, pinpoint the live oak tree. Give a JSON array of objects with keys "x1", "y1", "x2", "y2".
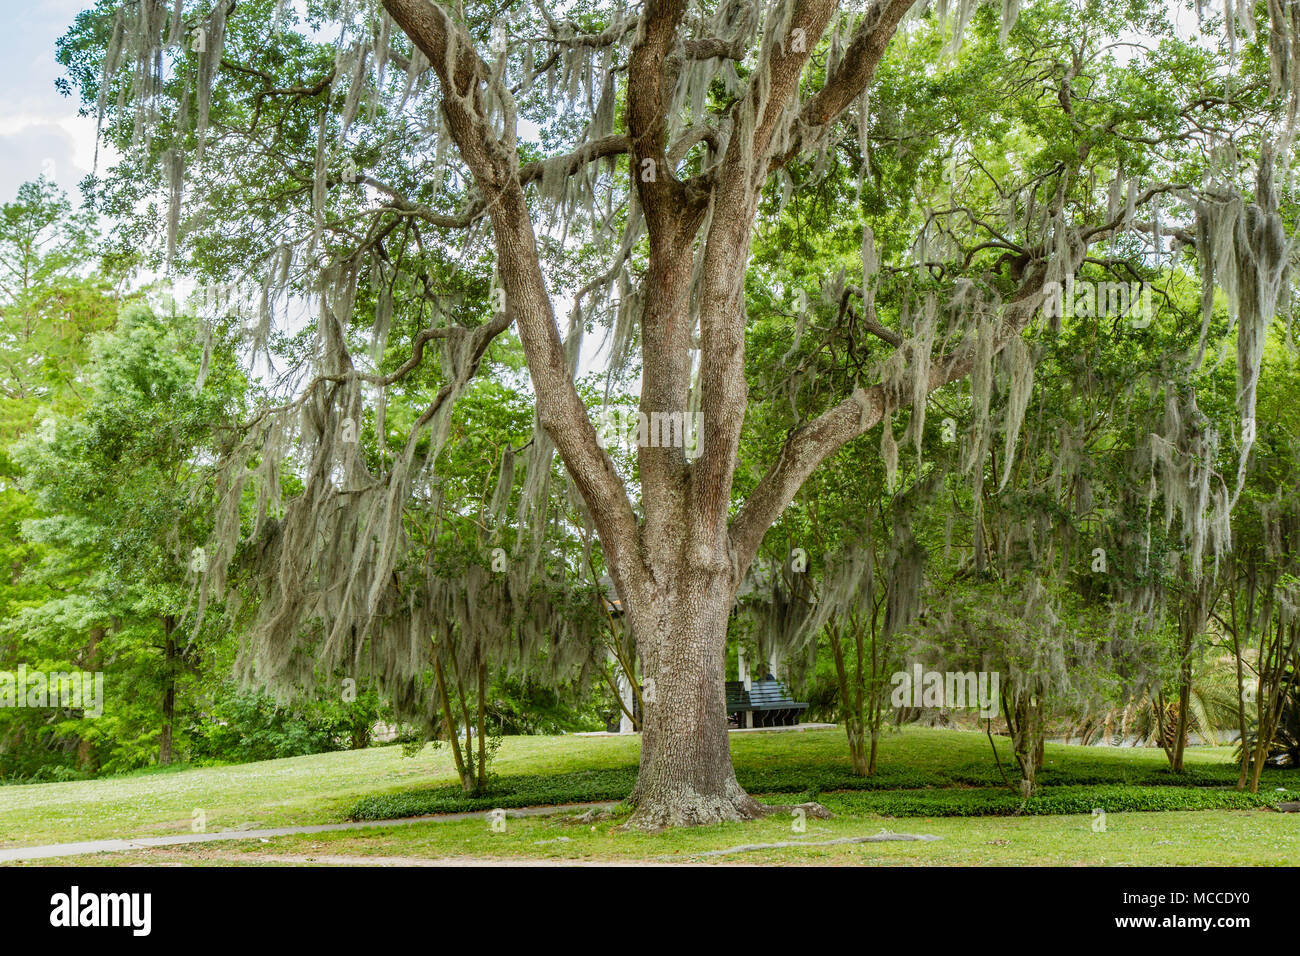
[{"x1": 62, "y1": 0, "x2": 1300, "y2": 826}]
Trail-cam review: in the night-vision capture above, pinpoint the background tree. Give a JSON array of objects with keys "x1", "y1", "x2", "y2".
[
  {"x1": 0, "y1": 180, "x2": 118, "y2": 778},
  {"x1": 11, "y1": 302, "x2": 243, "y2": 768}
]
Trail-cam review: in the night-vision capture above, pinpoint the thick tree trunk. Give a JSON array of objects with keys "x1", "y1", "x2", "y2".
[
  {"x1": 845, "y1": 721, "x2": 870, "y2": 776},
  {"x1": 623, "y1": 573, "x2": 763, "y2": 830},
  {"x1": 1164, "y1": 640, "x2": 1194, "y2": 772}
]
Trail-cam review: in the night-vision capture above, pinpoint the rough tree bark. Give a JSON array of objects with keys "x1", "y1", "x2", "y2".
[{"x1": 623, "y1": 573, "x2": 763, "y2": 826}]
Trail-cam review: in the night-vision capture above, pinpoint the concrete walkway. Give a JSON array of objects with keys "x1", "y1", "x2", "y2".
[
  {"x1": 575, "y1": 722, "x2": 836, "y2": 736},
  {"x1": 0, "y1": 802, "x2": 620, "y2": 863}
]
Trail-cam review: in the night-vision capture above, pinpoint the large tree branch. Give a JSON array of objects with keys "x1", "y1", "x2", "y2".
[
  {"x1": 626, "y1": 0, "x2": 717, "y2": 565},
  {"x1": 533, "y1": 16, "x2": 639, "y2": 48},
  {"x1": 627, "y1": 0, "x2": 692, "y2": 233},
  {"x1": 684, "y1": 35, "x2": 749, "y2": 60},
  {"x1": 690, "y1": 0, "x2": 842, "y2": 549},
  {"x1": 729, "y1": 261, "x2": 1060, "y2": 578},
  {"x1": 362, "y1": 135, "x2": 630, "y2": 230},
  {"x1": 382, "y1": 0, "x2": 644, "y2": 593},
  {"x1": 773, "y1": 0, "x2": 917, "y2": 168},
  {"x1": 520, "y1": 134, "x2": 631, "y2": 187},
  {"x1": 727, "y1": 60, "x2": 1183, "y2": 575}
]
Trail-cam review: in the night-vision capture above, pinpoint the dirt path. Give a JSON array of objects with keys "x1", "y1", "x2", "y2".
[
  {"x1": 0, "y1": 802, "x2": 621, "y2": 864},
  {"x1": 153, "y1": 850, "x2": 660, "y2": 867}
]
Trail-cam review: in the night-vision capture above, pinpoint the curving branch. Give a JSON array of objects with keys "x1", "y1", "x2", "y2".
[
  {"x1": 773, "y1": 0, "x2": 918, "y2": 167},
  {"x1": 381, "y1": 0, "x2": 645, "y2": 594},
  {"x1": 362, "y1": 134, "x2": 630, "y2": 230},
  {"x1": 689, "y1": 0, "x2": 846, "y2": 543},
  {"x1": 729, "y1": 261, "x2": 1061, "y2": 577}
]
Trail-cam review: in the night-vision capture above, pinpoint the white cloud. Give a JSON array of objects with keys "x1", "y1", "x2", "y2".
[
  {"x1": 0, "y1": 119, "x2": 96, "y2": 199},
  {"x1": 1, "y1": 1, "x2": 104, "y2": 202}
]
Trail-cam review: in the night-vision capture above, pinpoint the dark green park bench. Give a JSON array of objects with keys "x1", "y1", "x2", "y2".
[{"x1": 726, "y1": 676, "x2": 809, "y2": 728}]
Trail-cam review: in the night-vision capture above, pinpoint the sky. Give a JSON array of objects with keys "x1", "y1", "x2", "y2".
[{"x1": 1, "y1": 1, "x2": 104, "y2": 204}]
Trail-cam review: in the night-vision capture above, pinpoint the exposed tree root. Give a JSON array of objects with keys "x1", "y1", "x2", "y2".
[
  {"x1": 682, "y1": 831, "x2": 941, "y2": 859},
  {"x1": 752, "y1": 801, "x2": 834, "y2": 821}
]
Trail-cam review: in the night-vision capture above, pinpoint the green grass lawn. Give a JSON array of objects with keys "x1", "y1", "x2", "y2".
[
  {"x1": 49, "y1": 806, "x2": 1300, "y2": 867},
  {"x1": 4, "y1": 726, "x2": 1297, "y2": 864}
]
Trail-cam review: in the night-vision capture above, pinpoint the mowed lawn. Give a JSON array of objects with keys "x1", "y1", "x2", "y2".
[
  {"x1": 3, "y1": 727, "x2": 1297, "y2": 864},
  {"x1": 56, "y1": 806, "x2": 1300, "y2": 867}
]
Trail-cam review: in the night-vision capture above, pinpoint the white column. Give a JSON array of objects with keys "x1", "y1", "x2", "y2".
[
  {"x1": 616, "y1": 667, "x2": 635, "y2": 734},
  {"x1": 739, "y1": 650, "x2": 753, "y2": 728}
]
